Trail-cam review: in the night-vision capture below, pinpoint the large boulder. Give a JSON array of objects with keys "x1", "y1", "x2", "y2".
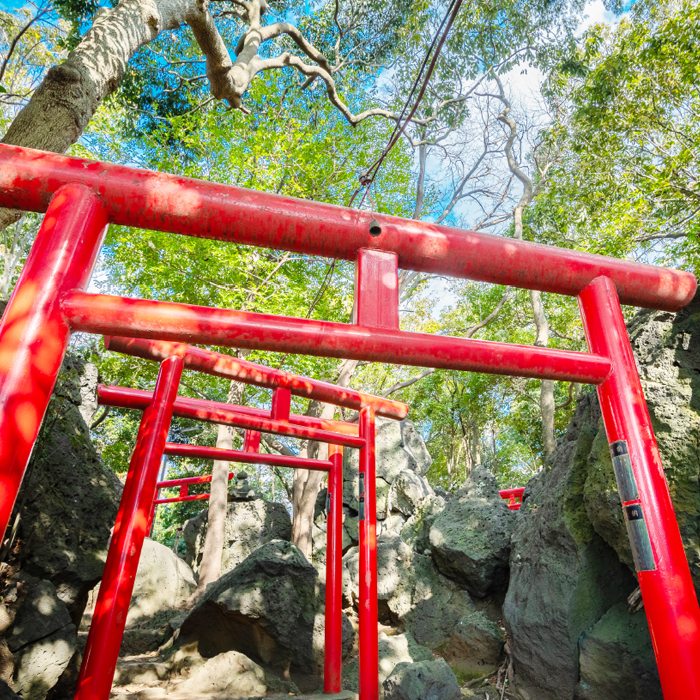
[
  {"x1": 183, "y1": 498, "x2": 292, "y2": 576},
  {"x1": 577, "y1": 603, "x2": 661, "y2": 700},
  {"x1": 344, "y1": 535, "x2": 473, "y2": 649},
  {"x1": 400, "y1": 495, "x2": 445, "y2": 553},
  {"x1": 442, "y1": 611, "x2": 504, "y2": 678},
  {"x1": 7, "y1": 576, "x2": 77, "y2": 700},
  {"x1": 343, "y1": 418, "x2": 432, "y2": 519},
  {"x1": 83, "y1": 538, "x2": 196, "y2": 633},
  {"x1": 12, "y1": 354, "x2": 122, "y2": 621},
  {"x1": 383, "y1": 658, "x2": 461, "y2": 700},
  {"x1": 504, "y1": 393, "x2": 637, "y2": 700},
  {"x1": 583, "y1": 299, "x2": 700, "y2": 591},
  {"x1": 177, "y1": 539, "x2": 355, "y2": 684},
  {"x1": 342, "y1": 631, "x2": 433, "y2": 694},
  {"x1": 389, "y1": 471, "x2": 434, "y2": 516},
  {"x1": 429, "y1": 468, "x2": 515, "y2": 597},
  {"x1": 126, "y1": 538, "x2": 195, "y2": 626},
  {"x1": 172, "y1": 650, "x2": 267, "y2": 697}
]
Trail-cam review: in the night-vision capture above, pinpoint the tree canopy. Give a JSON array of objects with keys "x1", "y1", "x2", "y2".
[{"x1": 1, "y1": 0, "x2": 694, "y2": 549}]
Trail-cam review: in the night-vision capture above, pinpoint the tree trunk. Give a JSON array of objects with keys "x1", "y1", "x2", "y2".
[
  {"x1": 189, "y1": 379, "x2": 244, "y2": 603},
  {"x1": 529, "y1": 289, "x2": 555, "y2": 457},
  {"x1": 291, "y1": 358, "x2": 358, "y2": 560},
  {"x1": 0, "y1": 0, "x2": 198, "y2": 231},
  {"x1": 471, "y1": 423, "x2": 481, "y2": 467}
]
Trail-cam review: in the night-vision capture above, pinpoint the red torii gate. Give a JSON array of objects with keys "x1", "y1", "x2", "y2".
[
  {"x1": 0, "y1": 144, "x2": 698, "y2": 700},
  {"x1": 86, "y1": 336, "x2": 405, "y2": 700}
]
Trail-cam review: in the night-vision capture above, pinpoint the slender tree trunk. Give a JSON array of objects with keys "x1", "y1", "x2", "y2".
[
  {"x1": 529, "y1": 289, "x2": 555, "y2": 457},
  {"x1": 495, "y1": 75, "x2": 556, "y2": 462},
  {"x1": 189, "y1": 379, "x2": 244, "y2": 603},
  {"x1": 471, "y1": 423, "x2": 481, "y2": 467},
  {"x1": 291, "y1": 357, "x2": 358, "y2": 560}
]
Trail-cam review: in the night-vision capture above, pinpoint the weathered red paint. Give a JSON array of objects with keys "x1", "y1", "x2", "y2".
[
  {"x1": 271, "y1": 387, "x2": 292, "y2": 421},
  {"x1": 359, "y1": 406, "x2": 378, "y2": 700},
  {"x1": 98, "y1": 384, "x2": 363, "y2": 435},
  {"x1": 355, "y1": 248, "x2": 399, "y2": 329},
  {"x1": 163, "y1": 442, "x2": 333, "y2": 470},
  {"x1": 104, "y1": 335, "x2": 407, "y2": 420},
  {"x1": 65, "y1": 293, "x2": 612, "y2": 384},
  {"x1": 499, "y1": 487, "x2": 524, "y2": 510},
  {"x1": 0, "y1": 147, "x2": 696, "y2": 700},
  {"x1": 0, "y1": 184, "x2": 108, "y2": 538},
  {"x1": 0, "y1": 144, "x2": 694, "y2": 311},
  {"x1": 579, "y1": 276, "x2": 700, "y2": 700},
  {"x1": 243, "y1": 429, "x2": 262, "y2": 452},
  {"x1": 76, "y1": 355, "x2": 183, "y2": 700},
  {"x1": 325, "y1": 444, "x2": 344, "y2": 693}
]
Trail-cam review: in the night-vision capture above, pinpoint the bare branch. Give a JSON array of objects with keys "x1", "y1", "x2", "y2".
[{"x1": 382, "y1": 368, "x2": 435, "y2": 397}]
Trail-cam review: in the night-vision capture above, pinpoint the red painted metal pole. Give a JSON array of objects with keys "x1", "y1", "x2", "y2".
[
  {"x1": 243, "y1": 429, "x2": 261, "y2": 452},
  {"x1": 104, "y1": 336, "x2": 408, "y2": 420},
  {"x1": 271, "y1": 387, "x2": 291, "y2": 421},
  {"x1": 358, "y1": 406, "x2": 378, "y2": 700},
  {"x1": 325, "y1": 444, "x2": 344, "y2": 693},
  {"x1": 64, "y1": 293, "x2": 613, "y2": 384},
  {"x1": 75, "y1": 355, "x2": 183, "y2": 700},
  {"x1": 355, "y1": 249, "x2": 399, "y2": 329},
  {"x1": 161, "y1": 408, "x2": 364, "y2": 448},
  {"x1": 579, "y1": 276, "x2": 700, "y2": 700},
  {"x1": 163, "y1": 443, "x2": 333, "y2": 470},
  {"x1": 98, "y1": 384, "x2": 363, "y2": 435},
  {"x1": 0, "y1": 144, "x2": 695, "y2": 312},
  {"x1": 0, "y1": 185, "x2": 108, "y2": 538}
]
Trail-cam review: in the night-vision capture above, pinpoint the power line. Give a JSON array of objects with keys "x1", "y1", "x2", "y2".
[{"x1": 351, "y1": 0, "x2": 465, "y2": 208}]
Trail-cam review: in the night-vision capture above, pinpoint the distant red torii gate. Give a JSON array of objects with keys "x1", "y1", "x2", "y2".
[
  {"x1": 83, "y1": 336, "x2": 402, "y2": 700},
  {"x1": 0, "y1": 144, "x2": 698, "y2": 700}
]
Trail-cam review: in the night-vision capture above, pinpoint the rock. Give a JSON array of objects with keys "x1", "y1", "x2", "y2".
[
  {"x1": 6, "y1": 576, "x2": 77, "y2": 700},
  {"x1": 429, "y1": 468, "x2": 514, "y2": 597},
  {"x1": 344, "y1": 535, "x2": 473, "y2": 649},
  {"x1": 343, "y1": 419, "x2": 432, "y2": 514},
  {"x1": 504, "y1": 393, "x2": 637, "y2": 700},
  {"x1": 342, "y1": 632, "x2": 433, "y2": 693},
  {"x1": 77, "y1": 361, "x2": 99, "y2": 427},
  {"x1": 383, "y1": 658, "x2": 461, "y2": 700},
  {"x1": 13, "y1": 354, "x2": 121, "y2": 621},
  {"x1": 124, "y1": 538, "x2": 196, "y2": 627},
  {"x1": 7, "y1": 578, "x2": 72, "y2": 653},
  {"x1": 172, "y1": 650, "x2": 267, "y2": 697},
  {"x1": 381, "y1": 511, "x2": 407, "y2": 537},
  {"x1": 183, "y1": 499, "x2": 292, "y2": 576},
  {"x1": 178, "y1": 540, "x2": 355, "y2": 681},
  {"x1": 582, "y1": 299, "x2": 700, "y2": 591},
  {"x1": 120, "y1": 628, "x2": 169, "y2": 656},
  {"x1": 442, "y1": 611, "x2": 504, "y2": 678},
  {"x1": 81, "y1": 538, "x2": 195, "y2": 639},
  {"x1": 389, "y1": 471, "x2": 433, "y2": 516},
  {"x1": 400, "y1": 495, "x2": 445, "y2": 553},
  {"x1": 12, "y1": 625, "x2": 76, "y2": 700},
  {"x1": 112, "y1": 659, "x2": 171, "y2": 686},
  {"x1": 576, "y1": 603, "x2": 662, "y2": 700}
]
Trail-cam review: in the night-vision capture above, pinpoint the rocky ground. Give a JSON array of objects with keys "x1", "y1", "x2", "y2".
[{"x1": 2, "y1": 296, "x2": 700, "y2": 699}]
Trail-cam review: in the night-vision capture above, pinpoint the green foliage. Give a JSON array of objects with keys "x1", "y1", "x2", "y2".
[
  {"x1": 5, "y1": 0, "x2": 678, "y2": 529},
  {"x1": 540, "y1": 0, "x2": 700, "y2": 269}
]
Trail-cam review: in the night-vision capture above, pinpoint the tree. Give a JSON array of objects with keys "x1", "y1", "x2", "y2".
[
  {"x1": 1, "y1": 0, "x2": 593, "y2": 572},
  {"x1": 540, "y1": 0, "x2": 700, "y2": 268},
  {"x1": 0, "y1": 0, "x2": 414, "y2": 229}
]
